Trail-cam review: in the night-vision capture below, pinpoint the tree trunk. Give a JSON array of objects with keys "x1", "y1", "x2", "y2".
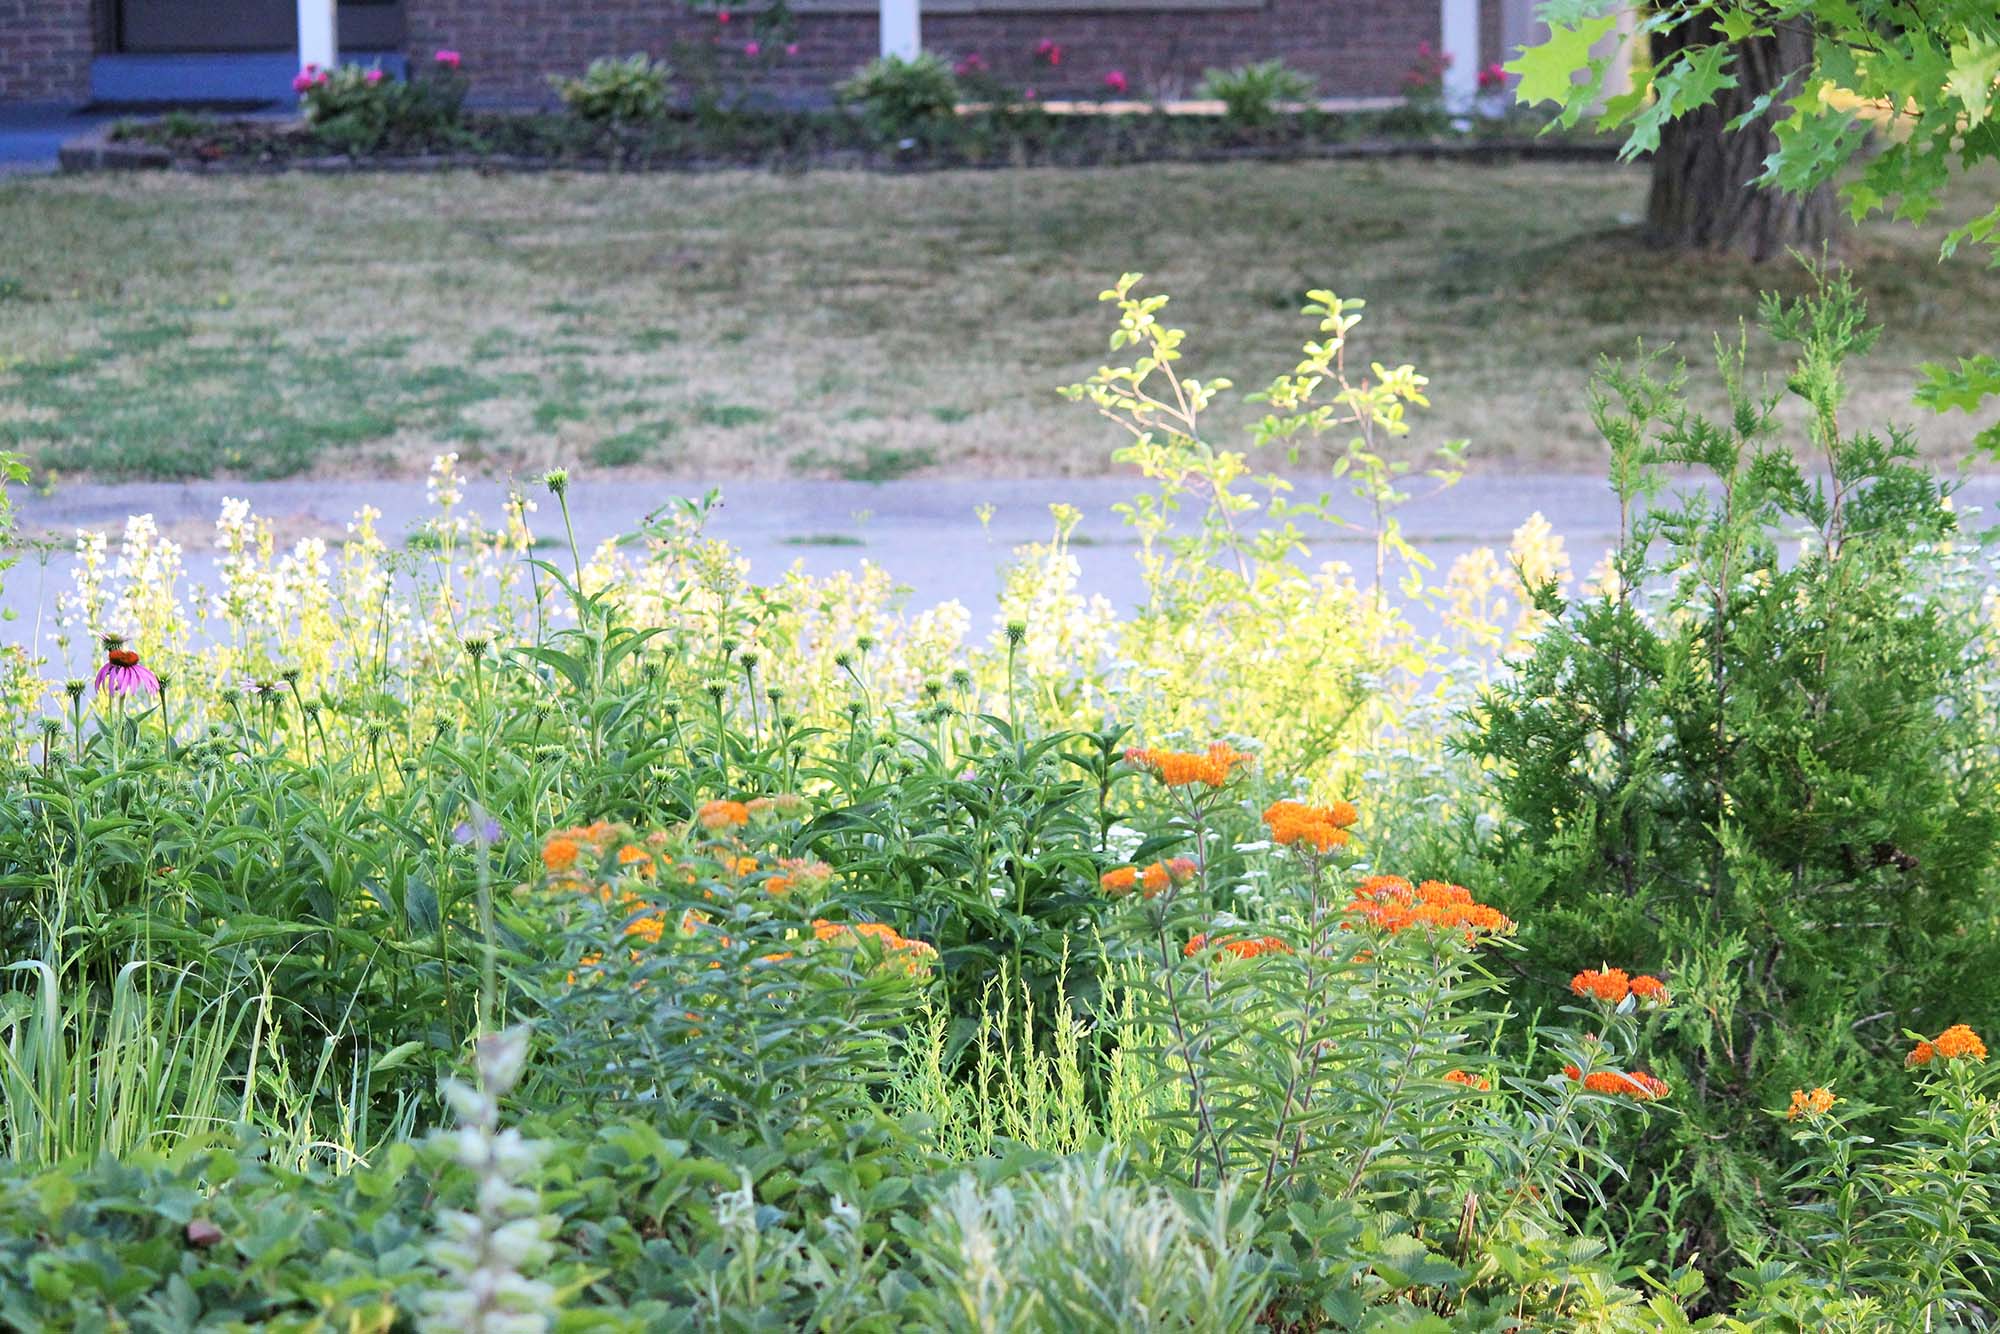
[{"x1": 1645, "y1": 17, "x2": 1834, "y2": 260}]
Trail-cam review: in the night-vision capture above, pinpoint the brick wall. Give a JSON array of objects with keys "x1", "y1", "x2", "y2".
[
  {"x1": 0, "y1": 0, "x2": 1495, "y2": 108},
  {"x1": 404, "y1": 1, "x2": 1444, "y2": 107},
  {"x1": 0, "y1": 0, "x2": 94, "y2": 103}
]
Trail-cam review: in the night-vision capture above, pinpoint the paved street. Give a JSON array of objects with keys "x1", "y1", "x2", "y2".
[
  {"x1": 12, "y1": 472, "x2": 1998, "y2": 647},
  {"x1": 0, "y1": 473, "x2": 1606, "y2": 629}
]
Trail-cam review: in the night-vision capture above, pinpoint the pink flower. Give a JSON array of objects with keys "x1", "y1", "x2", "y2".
[
  {"x1": 717, "y1": 8, "x2": 730, "y2": 21},
  {"x1": 292, "y1": 70, "x2": 315, "y2": 94},
  {"x1": 785, "y1": 42, "x2": 799, "y2": 57},
  {"x1": 744, "y1": 40, "x2": 761, "y2": 56},
  {"x1": 954, "y1": 53, "x2": 988, "y2": 77},
  {"x1": 1477, "y1": 62, "x2": 1507, "y2": 90},
  {"x1": 95, "y1": 643, "x2": 159, "y2": 699},
  {"x1": 1023, "y1": 86, "x2": 1037, "y2": 100},
  {"x1": 1035, "y1": 39, "x2": 1063, "y2": 66},
  {"x1": 364, "y1": 68, "x2": 385, "y2": 85},
  {"x1": 434, "y1": 49, "x2": 461, "y2": 70},
  {"x1": 1103, "y1": 69, "x2": 1128, "y2": 95}
]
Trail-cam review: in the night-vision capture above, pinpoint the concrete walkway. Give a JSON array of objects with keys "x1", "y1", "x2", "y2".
[
  {"x1": 7, "y1": 473, "x2": 1998, "y2": 641},
  {"x1": 0, "y1": 106, "x2": 123, "y2": 176}
]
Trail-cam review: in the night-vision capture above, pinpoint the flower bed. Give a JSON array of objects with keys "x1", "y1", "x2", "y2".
[
  {"x1": 1, "y1": 269, "x2": 1995, "y2": 1329},
  {"x1": 81, "y1": 104, "x2": 1621, "y2": 175}
]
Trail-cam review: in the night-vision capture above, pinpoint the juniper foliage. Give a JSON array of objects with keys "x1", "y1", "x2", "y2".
[{"x1": 1458, "y1": 264, "x2": 2000, "y2": 1270}]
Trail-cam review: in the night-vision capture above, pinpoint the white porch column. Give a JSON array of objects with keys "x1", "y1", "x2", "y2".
[
  {"x1": 1440, "y1": 0, "x2": 1479, "y2": 113},
  {"x1": 880, "y1": 0, "x2": 920, "y2": 60},
  {"x1": 298, "y1": 0, "x2": 338, "y2": 70}
]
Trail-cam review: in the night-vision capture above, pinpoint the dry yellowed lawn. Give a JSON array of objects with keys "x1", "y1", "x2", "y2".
[{"x1": 0, "y1": 160, "x2": 1994, "y2": 481}]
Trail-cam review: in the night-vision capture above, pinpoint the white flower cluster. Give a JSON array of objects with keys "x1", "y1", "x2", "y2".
[{"x1": 419, "y1": 1024, "x2": 559, "y2": 1334}]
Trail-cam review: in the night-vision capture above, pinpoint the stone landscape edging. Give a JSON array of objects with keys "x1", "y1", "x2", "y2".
[{"x1": 58, "y1": 122, "x2": 1628, "y2": 176}]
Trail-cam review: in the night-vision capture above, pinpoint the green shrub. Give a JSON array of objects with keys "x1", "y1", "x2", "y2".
[
  {"x1": 296, "y1": 61, "x2": 468, "y2": 153},
  {"x1": 1457, "y1": 264, "x2": 2000, "y2": 1274},
  {"x1": 554, "y1": 54, "x2": 672, "y2": 126},
  {"x1": 1199, "y1": 60, "x2": 1316, "y2": 129},
  {"x1": 837, "y1": 53, "x2": 962, "y2": 141}
]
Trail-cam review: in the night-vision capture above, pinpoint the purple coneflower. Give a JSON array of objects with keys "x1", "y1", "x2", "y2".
[{"x1": 94, "y1": 640, "x2": 160, "y2": 699}]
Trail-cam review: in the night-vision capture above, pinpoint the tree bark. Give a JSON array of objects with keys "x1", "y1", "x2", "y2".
[{"x1": 1645, "y1": 16, "x2": 1835, "y2": 260}]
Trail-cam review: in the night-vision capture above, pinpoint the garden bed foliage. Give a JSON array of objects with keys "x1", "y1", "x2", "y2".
[
  {"x1": 0, "y1": 267, "x2": 1996, "y2": 1329},
  {"x1": 98, "y1": 48, "x2": 1597, "y2": 174}
]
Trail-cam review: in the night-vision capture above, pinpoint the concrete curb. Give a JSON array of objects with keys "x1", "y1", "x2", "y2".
[{"x1": 57, "y1": 124, "x2": 171, "y2": 172}]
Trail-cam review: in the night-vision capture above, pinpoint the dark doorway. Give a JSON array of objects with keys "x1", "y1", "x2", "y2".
[{"x1": 117, "y1": 0, "x2": 405, "y2": 54}]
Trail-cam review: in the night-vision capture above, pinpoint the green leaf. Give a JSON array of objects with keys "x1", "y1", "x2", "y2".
[
  {"x1": 1915, "y1": 355, "x2": 2000, "y2": 420},
  {"x1": 1508, "y1": 16, "x2": 1620, "y2": 109},
  {"x1": 1947, "y1": 38, "x2": 2000, "y2": 127},
  {"x1": 368, "y1": 1040, "x2": 427, "y2": 1074}
]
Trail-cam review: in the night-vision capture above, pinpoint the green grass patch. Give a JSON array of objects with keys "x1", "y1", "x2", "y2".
[
  {"x1": 780, "y1": 532, "x2": 867, "y2": 547},
  {"x1": 1, "y1": 161, "x2": 1996, "y2": 479}
]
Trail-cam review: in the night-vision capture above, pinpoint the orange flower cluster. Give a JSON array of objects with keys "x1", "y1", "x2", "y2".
[
  {"x1": 1124, "y1": 742, "x2": 1254, "y2": 788},
  {"x1": 1569, "y1": 968, "x2": 1671, "y2": 1007},
  {"x1": 1444, "y1": 1070, "x2": 1491, "y2": 1092},
  {"x1": 811, "y1": 918, "x2": 940, "y2": 976},
  {"x1": 541, "y1": 820, "x2": 624, "y2": 873},
  {"x1": 766, "y1": 857, "x2": 834, "y2": 896},
  {"x1": 1100, "y1": 857, "x2": 1199, "y2": 898},
  {"x1": 542, "y1": 822, "x2": 679, "y2": 889},
  {"x1": 1263, "y1": 799, "x2": 1359, "y2": 853},
  {"x1": 1344, "y1": 876, "x2": 1513, "y2": 939},
  {"x1": 1184, "y1": 933, "x2": 1292, "y2": 960},
  {"x1": 1909, "y1": 1023, "x2": 1987, "y2": 1067},
  {"x1": 1562, "y1": 1064, "x2": 1671, "y2": 1101},
  {"x1": 697, "y1": 800, "x2": 751, "y2": 831},
  {"x1": 1786, "y1": 1087, "x2": 1837, "y2": 1121}
]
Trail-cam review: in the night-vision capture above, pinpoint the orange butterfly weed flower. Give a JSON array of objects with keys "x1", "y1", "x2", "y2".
[
  {"x1": 1263, "y1": 799, "x2": 1359, "y2": 853},
  {"x1": 616, "y1": 844, "x2": 655, "y2": 875},
  {"x1": 1124, "y1": 742, "x2": 1255, "y2": 788},
  {"x1": 811, "y1": 919, "x2": 939, "y2": 976},
  {"x1": 541, "y1": 836, "x2": 582, "y2": 872},
  {"x1": 766, "y1": 858, "x2": 833, "y2": 896},
  {"x1": 697, "y1": 800, "x2": 751, "y2": 831},
  {"x1": 1444, "y1": 1070, "x2": 1491, "y2": 1092},
  {"x1": 1143, "y1": 857, "x2": 1197, "y2": 896},
  {"x1": 1103, "y1": 858, "x2": 1198, "y2": 898},
  {"x1": 1630, "y1": 974, "x2": 1670, "y2": 1005},
  {"x1": 1912, "y1": 1024, "x2": 1986, "y2": 1066},
  {"x1": 1346, "y1": 875, "x2": 1513, "y2": 939},
  {"x1": 1564, "y1": 1065, "x2": 1670, "y2": 1100},
  {"x1": 1786, "y1": 1087, "x2": 1836, "y2": 1121},
  {"x1": 1570, "y1": 968, "x2": 1632, "y2": 1005},
  {"x1": 1185, "y1": 933, "x2": 1292, "y2": 960}
]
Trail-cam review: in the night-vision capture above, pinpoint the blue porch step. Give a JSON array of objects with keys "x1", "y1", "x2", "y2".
[{"x1": 92, "y1": 51, "x2": 407, "y2": 106}]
